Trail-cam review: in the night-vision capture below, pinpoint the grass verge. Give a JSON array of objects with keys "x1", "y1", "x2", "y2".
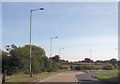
[
  {"x1": 5, "y1": 72, "x2": 60, "y2": 82},
  {"x1": 91, "y1": 69, "x2": 118, "y2": 72},
  {"x1": 0, "y1": 74, "x2": 2, "y2": 83},
  {"x1": 91, "y1": 72, "x2": 118, "y2": 82}
]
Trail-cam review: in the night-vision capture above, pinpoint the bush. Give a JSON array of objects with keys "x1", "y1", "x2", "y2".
[
  {"x1": 75, "y1": 66, "x2": 81, "y2": 70},
  {"x1": 70, "y1": 65, "x2": 75, "y2": 70},
  {"x1": 51, "y1": 61, "x2": 59, "y2": 72},
  {"x1": 103, "y1": 63, "x2": 113, "y2": 70},
  {"x1": 74, "y1": 65, "x2": 90, "y2": 70}
]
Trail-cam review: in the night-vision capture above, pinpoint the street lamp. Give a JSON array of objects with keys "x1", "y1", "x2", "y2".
[
  {"x1": 30, "y1": 8, "x2": 44, "y2": 77},
  {"x1": 59, "y1": 48, "x2": 64, "y2": 57},
  {"x1": 50, "y1": 37, "x2": 58, "y2": 58},
  {"x1": 90, "y1": 48, "x2": 92, "y2": 72},
  {"x1": 59, "y1": 48, "x2": 64, "y2": 69}
]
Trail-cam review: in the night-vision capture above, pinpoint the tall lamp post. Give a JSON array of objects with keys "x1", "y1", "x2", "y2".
[
  {"x1": 90, "y1": 48, "x2": 92, "y2": 72},
  {"x1": 59, "y1": 48, "x2": 64, "y2": 69},
  {"x1": 50, "y1": 37, "x2": 58, "y2": 58},
  {"x1": 59, "y1": 48, "x2": 64, "y2": 58},
  {"x1": 30, "y1": 8, "x2": 44, "y2": 77}
]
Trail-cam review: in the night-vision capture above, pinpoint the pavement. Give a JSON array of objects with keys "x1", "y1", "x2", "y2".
[
  {"x1": 37, "y1": 71, "x2": 83, "y2": 82},
  {"x1": 34, "y1": 71, "x2": 117, "y2": 84}
]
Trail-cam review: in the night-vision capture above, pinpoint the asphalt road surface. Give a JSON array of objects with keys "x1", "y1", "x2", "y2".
[
  {"x1": 75, "y1": 72, "x2": 116, "y2": 84},
  {"x1": 38, "y1": 71, "x2": 82, "y2": 82},
  {"x1": 35, "y1": 71, "x2": 117, "y2": 84}
]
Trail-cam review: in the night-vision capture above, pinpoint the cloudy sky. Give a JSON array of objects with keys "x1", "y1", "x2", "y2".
[{"x1": 2, "y1": 2, "x2": 118, "y2": 61}]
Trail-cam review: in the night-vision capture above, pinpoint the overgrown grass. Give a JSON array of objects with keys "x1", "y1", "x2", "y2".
[
  {"x1": 5, "y1": 72, "x2": 60, "y2": 82},
  {"x1": 92, "y1": 72, "x2": 118, "y2": 82}
]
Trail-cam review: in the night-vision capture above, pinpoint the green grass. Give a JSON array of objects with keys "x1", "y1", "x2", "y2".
[
  {"x1": 92, "y1": 72, "x2": 118, "y2": 82},
  {"x1": 5, "y1": 72, "x2": 60, "y2": 82},
  {"x1": 0, "y1": 74, "x2": 2, "y2": 83},
  {"x1": 91, "y1": 69, "x2": 118, "y2": 72}
]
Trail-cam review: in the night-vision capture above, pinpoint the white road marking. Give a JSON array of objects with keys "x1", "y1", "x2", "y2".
[
  {"x1": 74, "y1": 74, "x2": 79, "y2": 83},
  {"x1": 38, "y1": 74, "x2": 62, "y2": 82},
  {"x1": 89, "y1": 75, "x2": 98, "y2": 80}
]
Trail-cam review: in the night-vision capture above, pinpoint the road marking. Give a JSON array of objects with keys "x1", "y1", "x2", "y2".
[
  {"x1": 89, "y1": 75, "x2": 98, "y2": 80},
  {"x1": 74, "y1": 74, "x2": 79, "y2": 83},
  {"x1": 38, "y1": 74, "x2": 62, "y2": 82},
  {"x1": 74, "y1": 73, "x2": 99, "y2": 84}
]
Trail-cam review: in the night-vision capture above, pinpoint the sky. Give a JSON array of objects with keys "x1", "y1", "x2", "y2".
[
  {"x1": 2, "y1": 2, "x2": 118, "y2": 61},
  {"x1": 1, "y1": 0, "x2": 120, "y2": 2}
]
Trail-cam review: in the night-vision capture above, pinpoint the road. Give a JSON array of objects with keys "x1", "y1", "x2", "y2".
[
  {"x1": 35, "y1": 71, "x2": 117, "y2": 84},
  {"x1": 37, "y1": 71, "x2": 82, "y2": 82},
  {"x1": 75, "y1": 72, "x2": 116, "y2": 84}
]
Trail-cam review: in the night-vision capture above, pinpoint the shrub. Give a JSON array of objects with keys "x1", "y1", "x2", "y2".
[
  {"x1": 103, "y1": 63, "x2": 113, "y2": 70},
  {"x1": 70, "y1": 65, "x2": 75, "y2": 70}
]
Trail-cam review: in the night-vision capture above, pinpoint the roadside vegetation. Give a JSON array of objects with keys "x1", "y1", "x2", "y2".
[
  {"x1": 1, "y1": 44, "x2": 120, "y2": 82},
  {"x1": 70, "y1": 63, "x2": 118, "y2": 71},
  {"x1": 5, "y1": 72, "x2": 60, "y2": 82},
  {"x1": 2, "y1": 44, "x2": 61, "y2": 82},
  {"x1": 91, "y1": 72, "x2": 118, "y2": 82},
  {"x1": 61, "y1": 57, "x2": 120, "y2": 71}
]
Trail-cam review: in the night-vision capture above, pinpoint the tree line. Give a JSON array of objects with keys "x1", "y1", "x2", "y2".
[
  {"x1": 70, "y1": 63, "x2": 115, "y2": 70},
  {"x1": 2, "y1": 44, "x2": 60, "y2": 75},
  {"x1": 79, "y1": 58, "x2": 119, "y2": 68}
]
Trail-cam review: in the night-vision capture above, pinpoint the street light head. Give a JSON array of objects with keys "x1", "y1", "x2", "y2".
[{"x1": 40, "y1": 8, "x2": 44, "y2": 10}]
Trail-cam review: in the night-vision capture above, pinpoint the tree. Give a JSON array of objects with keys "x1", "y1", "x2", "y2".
[
  {"x1": 74, "y1": 65, "x2": 92, "y2": 70},
  {"x1": 118, "y1": 61, "x2": 120, "y2": 66},
  {"x1": 46, "y1": 59, "x2": 53, "y2": 72},
  {"x1": 83, "y1": 58, "x2": 93, "y2": 63},
  {"x1": 52, "y1": 55, "x2": 60, "y2": 62},
  {"x1": 5, "y1": 45, "x2": 47, "y2": 74},
  {"x1": 60, "y1": 59, "x2": 66, "y2": 62},
  {"x1": 66, "y1": 60, "x2": 69, "y2": 62},
  {"x1": 95, "y1": 60, "x2": 104, "y2": 63},
  {"x1": 2, "y1": 51, "x2": 9, "y2": 73},
  {"x1": 109, "y1": 58, "x2": 118, "y2": 68},
  {"x1": 5, "y1": 44, "x2": 17, "y2": 52},
  {"x1": 2, "y1": 44, "x2": 60, "y2": 75},
  {"x1": 51, "y1": 61, "x2": 59, "y2": 72},
  {"x1": 70, "y1": 65, "x2": 75, "y2": 70}
]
